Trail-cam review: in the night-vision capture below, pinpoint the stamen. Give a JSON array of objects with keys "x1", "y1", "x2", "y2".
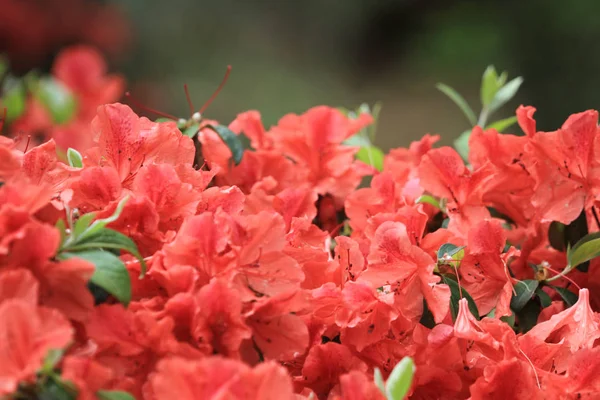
[
  {"x1": 125, "y1": 92, "x2": 179, "y2": 120},
  {"x1": 452, "y1": 262, "x2": 463, "y2": 298},
  {"x1": 198, "y1": 65, "x2": 232, "y2": 114},
  {"x1": 183, "y1": 84, "x2": 195, "y2": 115},
  {"x1": 545, "y1": 265, "x2": 581, "y2": 291},
  {"x1": 23, "y1": 135, "x2": 31, "y2": 153},
  {"x1": 518, "y1": 347, "x2": 541, "y2": 389}
]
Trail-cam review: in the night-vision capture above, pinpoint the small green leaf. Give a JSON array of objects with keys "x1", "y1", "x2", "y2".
[
  {"x1": 453, "y1": 129, "x2": 471, "y2": 162},
  {"x1": 535, "y1": 287, "x2": 552, "y2": 308},
  {"x1": 436, "y1": 83, "x2": 477, "y2": 126},
  {"x1": 73, "y1": 213, "x2": 96, "y2": 238},
  {"x1": 510, "y1": 279, "x2": 539, "y2": 311},
  {"x1": 487, "y1": 77, "x2": 523, "y2": 116},
  {"x1": 485, "y1": 116, "x2": 518, "y2": 133},
  {"x1": 374, "y1": 367, "x2": 386, "y2": 394},
  {"x1": 419, "y1": 299, "x2": 436, "y2": 329},
  {"x1": 1, "y1": 78, "x2": 26, "y2": 122},
  {"x1": 206, "y1": 124, "x2": 244, "y2": 165},
  {"x1": 366, "y1": 102, "x2": 382, "y2": 141},
  {"x1": 97, "y1": 390, "x2": 136, "y2": 400},
  {"x1": 80, "y1": 196, "x2": 129, "y2": 241},
  {"x1": 437, "y1": 243, "x2": 465, "y2": 269},
  {"x1": 548, "y1": 221, "x2": 567, "y2": 252},
  {"x1": 415, "y1": 195, "x2": 440, "y2": 209},
  {"x1": 344, "y1": 133, "x2": 371, "y2": 147},
  {"x1": 182, "y1": 123, "x2": 200, "y2": 138},
  {"x1": 480, "y1": 65, "x2": 499, "y2": 107},
  {"x1": 67, "y1": 148, "x2": 83, "y2": 168},
  {"x1": 56, "y1": 219, "x2": 68, "y2": 245},
  {"x1": 66, "y1": 228, "x2": 146, "y2": 277},
  {"x1": 37, "y1": 378, "x2": 77, "y2": 400},
  {"x1": 515, "y1": 299, "x2": 541, "y2": 333},
  {"x1": 41, "y1": 349, "x2": 64, "y2": 374},
  {"x1": 35, "y1": 77, "x2": 77, "y2": 125},
  {"x1": 497, "y1": 71, "x2": 508, "y2": 86},
  {"x1": 550, "y1": 285, "x2": 578, "y2": 307},
  {"x1": 356, "y1": 146, "x2": 384, "y2": 171},
  {"x1": 60, "y1": 250, "x2": 132, "y2": 306},
  {"x1": 500, "y1": 311, "x2": 516, "y2": 328},
  {"x1": 442, "y1": 275, "x2": 480, "y2": 321},
  {"x1": 385, "y1": 357, "x2": 415, "y2": 400},
  {"x1": 567, "y1": 231, "x2": 600, "y2": 270}
]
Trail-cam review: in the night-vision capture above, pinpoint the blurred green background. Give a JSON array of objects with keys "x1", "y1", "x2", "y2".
[{"x1": 8, "y1": 0, "x2": 600, "y2": 150}]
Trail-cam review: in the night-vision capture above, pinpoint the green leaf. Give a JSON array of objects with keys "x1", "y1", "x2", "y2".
[
  {"x1": 480, "y1": 65, "x2": 499, "y2": 107},
  {"x1": 56, "y1": 219, "x2": 68, "y2": 246},
  {"x1": 366, "y1": 102, "x2": 382, "y2": 141},
  {"x1": 182, "y1": 123, "x2": 200, "y2": 138},
  {"x1": 66, "y1": 228, "x2": 146, "y2": 277},
  {"x1": 510, "y1": 280, "x2": 539, "y2": 311},
  {"x1": 73, "y1": 213, "x2": 96, "y2": 238},
  {"x1": 437, "y1": 243, "x2": 465, "y2": 269},
  {"x1": 344, "y1": 135, "x2": 371, "y2": 148},
  {"x1": 35, "y1": 77, "x2": 77, "y2": 125},
  {"x1": 38, "y1": 378, "x2": 77, "y2": 400},
  {"x1": 374, "y1": 367, "x2": 386, "y2": 394},
  {"x1": 80, "y1": 196, "x2": 129, "y2": 241},
  {"x1": 487, "y1": 77, "x2": 524, "y2": 116},
  {"x1": 548, "y1": 221, "x2": 567, "y2": 252},
  {"x1": 60, "y1": 250, "x2": 132, "y2": 306},
  {"x1": 442, "y1": 275, "x2": 480, "y2": 321},
  {"x1": 550, "y1": 285, "x2": 578, "y2": 307},
  {"x1": 453, "y1": 129, "x2": 471, "y2": 162},
  {"x1": 41, "y1": 349, "x2": 64, "y2": 374},
  {"x1": 436, "y1": 83, "x2": 477, "y2": 126},
  {"x1": 385, "y1": 357, "x2": 415, "y2": 400},
  {"x1": 419, "y1": 299, "x2": 436, "y2": 329},
  {"x1": 1, "y1": 78, "x2": 26, "y2": 122},
  {"x1": 497, "y1": 71, "x2": 508, "y2": 87},
  {"x1": 415, "y1": 195, "x2": 440, "y2": 209},
  {"x1": 97, "y1": 390, "x2": 136, "y2": 400},
  {"x1": 485, "y1": 116, "x2": 518, "y2": 133},
  {"x1": 356, "y1": 146, "x2": 384, "y2": 171},
  {"x1": 500, "y1": 311, "x2": 516, "y2": 328},
  {"x1": 67, "y1": 148, "x2": 83, "y2": 168},
  {"x1": 206, "y1": 124, "x2": 244, "y2": 165},
  {"x1": 515, "y1": 299, "x2": 541, "y2": 333},
  {"x1": 567, "y1": 231, "x2": 600, "y2": 270},
  {"x1": 535, "y1": 287, "x2": 552, "y2": 308}
]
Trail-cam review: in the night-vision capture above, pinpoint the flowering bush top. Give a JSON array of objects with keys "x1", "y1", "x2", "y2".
[{"x1": 1, "y1": 50, "x2": 600, "y2": 400}]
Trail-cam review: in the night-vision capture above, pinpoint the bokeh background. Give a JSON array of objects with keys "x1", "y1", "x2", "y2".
[{"x1": 3, "y1": 0, "x2": 600, "y2": 150}]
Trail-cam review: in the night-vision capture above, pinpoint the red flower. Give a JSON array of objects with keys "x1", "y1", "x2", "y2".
[
  {"x1": 459, "y1": 220, "x2": 514, "y2": 317},
  {"x1": 419, "y1": 146, "x2": 494, "y2": 236},
  {"x1": 245, "y1": 290, "x2": 309, "y2": 361},
  {"x1": 192, "y1": 279, "x2": 252, "y2": 358},
  {"x1": 300, "y1": 342, "x2": 367, "y2": 399},
  {"x1": 336, "y1": 281, "x2": 399, "y2": 351},
  {"x1": 61, "y1": 356, "x2": 116, "y2": 400},
  {"x1": 525, "y1": 109, "x2": 600, "y2": 224},
  {"x1": 359, "y1": 221, "x2": 450, "y2": 323},
  {"x1": 88, "y1": 104, "x2": 195, "y2": 183},
  {"x1": 0, "y1": 300, "x2": 72, "y2": 395},
  {"x1": 469, "y1": 358, "x2": 544, "y2": 400},
  {"x1": 148, "y1": 357, "x2": 295, "y2": 400}
]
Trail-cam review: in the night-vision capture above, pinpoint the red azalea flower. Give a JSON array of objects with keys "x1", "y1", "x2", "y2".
[{"x1": 359, "y1": 221, "x2": 450, "y2": 323}]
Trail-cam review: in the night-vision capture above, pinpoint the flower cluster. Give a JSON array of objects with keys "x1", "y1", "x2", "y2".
[{"x1": 1, "y1": 54, "x2": 600, "y2": 400}]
